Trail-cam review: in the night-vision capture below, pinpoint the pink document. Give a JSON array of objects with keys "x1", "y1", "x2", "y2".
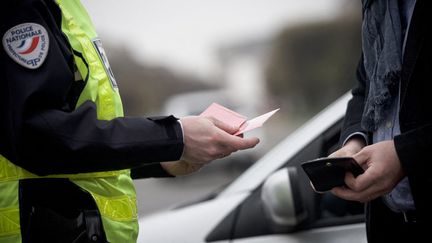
[{"x1": 200, "y1": 103, "x2": 279, "y2": 135}]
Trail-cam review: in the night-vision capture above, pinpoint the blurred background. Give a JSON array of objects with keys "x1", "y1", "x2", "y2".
[{"x1": 81, "y1": 0, "x2": 362, "y2": 217}]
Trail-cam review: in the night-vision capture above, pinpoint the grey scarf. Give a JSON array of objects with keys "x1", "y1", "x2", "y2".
[{"x1": 361, "y1": 0, "x2": 403, "y2": 131}]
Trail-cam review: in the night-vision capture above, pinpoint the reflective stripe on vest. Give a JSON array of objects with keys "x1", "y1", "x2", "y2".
[
  {"x1": 0, "y1": 181, "x2": 19, "y2": 239},
  {"x1": 0, "y1": 157, "x2": 138, "y2": 239},
  {"x1": 0, "y1": 208, "x2": 20, "y2": 237},
  {"x1": 0, "y1": 0, "x2": 139, "y2": 242}
]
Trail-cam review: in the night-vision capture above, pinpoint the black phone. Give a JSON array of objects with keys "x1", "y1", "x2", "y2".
[{"x1": 300, "y1": 157, "x2": 364, "y2": 192}]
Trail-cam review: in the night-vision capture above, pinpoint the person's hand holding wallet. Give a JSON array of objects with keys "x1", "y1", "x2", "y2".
[
  {"x1": 302, "y1": 137, "x2": 367, "y2": 193},
  {"x1": 301, "y1": 156, "x2": 364, "y2": 192}
]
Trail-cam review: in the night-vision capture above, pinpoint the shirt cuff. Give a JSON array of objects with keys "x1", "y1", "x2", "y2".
[
  {"x1": 177, "y1": 120, "x2": 185, "y2": 159},
  {"x1": 342, "y1": 132, "x2": 368, "y2": 147}
]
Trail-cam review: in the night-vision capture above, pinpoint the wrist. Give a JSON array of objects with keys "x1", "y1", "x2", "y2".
[
  {"x1": 344, "y1": 137, "x2": 366, "y2": 154},
  {"x1": 160, "y1": 161, "x2": 177, "y2": 176}
]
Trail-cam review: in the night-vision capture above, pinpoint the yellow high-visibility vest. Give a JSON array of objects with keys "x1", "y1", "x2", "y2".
[{"x1": 0, "y1": 0, "x2": 139, "y2": 242}]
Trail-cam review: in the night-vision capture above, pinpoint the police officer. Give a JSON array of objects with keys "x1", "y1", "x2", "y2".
[{"x1": 0, "y1": 0, "x2": 259, "y2": 242}]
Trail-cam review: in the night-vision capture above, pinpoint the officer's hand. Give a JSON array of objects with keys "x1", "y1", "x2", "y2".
[
  {"x1": 160, "y1": 160, "x2": 203, "y2": 176},
  {"x1": 179, "y1": 116, "x2": 259, "y2": 166}
]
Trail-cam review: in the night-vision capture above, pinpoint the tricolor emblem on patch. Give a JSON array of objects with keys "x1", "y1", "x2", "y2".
[{"x1": 2, "y1": 23, "x2": 49, "y2": 69}]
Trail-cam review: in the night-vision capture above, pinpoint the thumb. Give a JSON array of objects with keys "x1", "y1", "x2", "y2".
[
  {"x1": 208, "y1": 117, "x2": 238, "y2": 134},
  {"x1": 328, "y1": 149, "x2": 345, "y2": 158},
  {"x1": 352, "y1": 149, "x2": 368, "y2": 168},
  {"x1": 236, "y1": 136, "x2": 260, "y2": 150}
]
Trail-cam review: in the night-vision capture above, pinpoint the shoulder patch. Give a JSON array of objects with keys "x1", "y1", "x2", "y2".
[{"x1": 2, "y1": 23, "x2": 49, "y2": 69}]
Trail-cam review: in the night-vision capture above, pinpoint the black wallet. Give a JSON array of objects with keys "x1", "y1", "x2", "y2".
[{"x1": 301, "y1": 157, "x2": 364, "y2": 192}]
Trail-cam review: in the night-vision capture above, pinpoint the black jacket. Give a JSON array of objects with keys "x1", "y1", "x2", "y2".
[
  {"x1": 0, "y1": 0, "x2": 182, "y2": 178},
  {"x1": 340, "y1": 0, "x2": 432, "y2": 223}
]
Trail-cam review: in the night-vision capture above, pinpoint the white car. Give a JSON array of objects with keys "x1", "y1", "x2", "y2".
[{"x1": 138, "y1": 92, "x2": 367, "y2": 243}]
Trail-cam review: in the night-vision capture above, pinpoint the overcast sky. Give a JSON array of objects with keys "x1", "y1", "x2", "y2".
[{"x1": 82, "y1": 0, "x2": 343, "y2": 78}]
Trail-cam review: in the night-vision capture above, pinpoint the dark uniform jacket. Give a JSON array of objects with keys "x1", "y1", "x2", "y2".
[{"x1": 0, "y1": 0, "x2": 183, "y2": 178}]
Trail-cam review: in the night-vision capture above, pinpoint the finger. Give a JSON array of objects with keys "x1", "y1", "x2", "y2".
[
  {"x1": 352, "y1": 149, "x2": 368, "y2": 167},
  {"x1": 331, "y1": 185, "x2": 369, "y2": 202},
  {"x1": 207, "y1": 117, "x2": 238, "y2": 134},
  {"x1": 217, "y1": 129, "x2": 260, "y2": 150},
  {"x1": 328, "y1": 149, "x2": 346, "y2": 158},
  {"x1": 336, "y1": 171, "x2": 384, "y2": 202},
  {"x1": 205, "y1": 116, "x2": 259, "y2": 149},
  {"x1": 332, "y1": 185, "x2": 386, "y2": 203},
  {"x1": 331, "y1": 186, "x2": 355, "y2": 200},
  {"x1": 344, "y1": 172, "x2": 372, "y2": 192},
  {"x1": 328, "y1": 146, "x2": 357, "y2": 158},
  {"x1": 233, "y1": 136, "x2": 260, "y2": 150}
]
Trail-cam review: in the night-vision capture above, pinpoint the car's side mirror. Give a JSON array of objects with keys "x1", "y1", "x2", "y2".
[{"x1": 261, "y1": 166, "x2": 307, "y2": 232}]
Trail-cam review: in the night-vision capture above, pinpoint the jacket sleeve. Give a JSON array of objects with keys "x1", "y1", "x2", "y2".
[
  {"x1": 0, "y1": 0, "x2": 183, "y2": 176},
  {"x1": 392, "y1": 1, "x2": 432, "y2": 210},
  {"x1": 131, "y1": 163, "x2": 174, "y2": 179},
  {"x1": 339, "y1": 55, "x2": 370, "y2": 146}
]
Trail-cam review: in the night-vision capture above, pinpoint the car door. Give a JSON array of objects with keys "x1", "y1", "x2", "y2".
[{"x1": 206, "y1": 117, "x2": 367, "y2": 243}]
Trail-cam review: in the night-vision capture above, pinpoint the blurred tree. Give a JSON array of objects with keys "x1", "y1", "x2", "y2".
[
  {"x1": 102, "y1": 44, "x2": 216, "y2": 116},
  {"x1": 266, "y1": 2, "x2": 361, "y2": 116}
]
